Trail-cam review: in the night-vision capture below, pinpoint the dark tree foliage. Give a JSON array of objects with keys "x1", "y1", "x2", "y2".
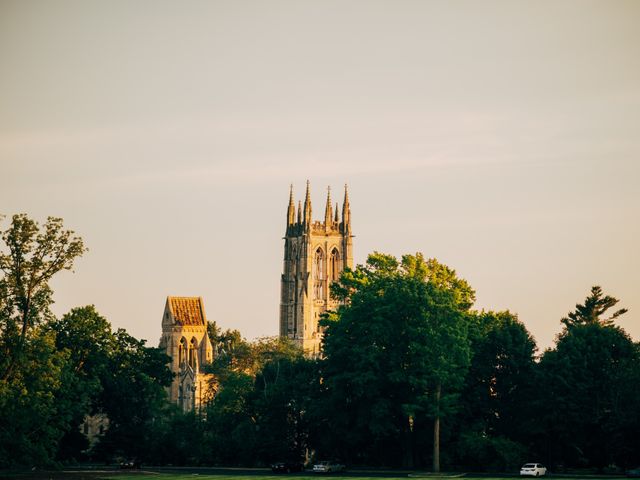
[
  {"x1": 160, "y1": 336, "x2": 311, "y2": 467},
  {"x1": 533, "y1": 286, "x2": 638, "y2": 470},
  {"x1": 0, "y1": 214, "x2": 86, "y2": 467},
  {"x1": 0, "y1": 214, "x2": 86, "y2": 382},
  {"x1": 452, "y1": 311, "x2": 537, "y2": 471},
  {"x1": 561, "y1": 286, "x2": 627, "y2": 329},
  {"x1": 3, "y1": 215, "x2": 639, "y2": 473},
  {"x1": 319, "y1": 252, "x2": 473, "y2": 470},
  {"x1": 47, "y1": 306, "x2": 113, "y2": 462},
  {"x1": 538, "y1": 324, "x2": 639, "y2": 469},
  {"x1": 0, "y1": 327, "x2": 69, "y2": 467},
  {"x1": 92, "y1": 329, "x2": 173, "y2": 462},
  {"x1": 252, "y1": 350, "x2": 319, "y2": 465}
]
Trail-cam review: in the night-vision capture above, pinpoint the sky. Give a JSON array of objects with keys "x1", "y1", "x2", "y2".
[{"x1": 1, "y1": 0, "x2": 639, "y2": 352}]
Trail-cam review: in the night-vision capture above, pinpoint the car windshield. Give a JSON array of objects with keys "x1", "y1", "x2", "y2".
[{"x1": 523, "y1": 464, "x2": 536, "y2": 468}]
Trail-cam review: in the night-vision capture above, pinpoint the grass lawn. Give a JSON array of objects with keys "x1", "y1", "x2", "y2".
[
  {"x1": 100, "y1": 474, "x2": 629, "y2": 480},
  {"x1": 107, "y1": 476, "x2": 624, "y2": 480}
]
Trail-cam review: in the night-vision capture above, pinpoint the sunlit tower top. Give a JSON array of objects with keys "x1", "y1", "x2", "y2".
[{"x1": 279, "y1": 181, "x2": 353, "y2": 356}]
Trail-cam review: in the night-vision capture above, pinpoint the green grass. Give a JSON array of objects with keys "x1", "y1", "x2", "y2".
[{"x1": 105, "y1": 476, "x2": 622, "y2": 480}]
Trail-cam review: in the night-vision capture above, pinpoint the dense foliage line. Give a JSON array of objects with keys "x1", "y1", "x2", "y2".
[
  {"x1": 0, "y1": 215, "x2": 172, "y2": 467},
  {"x1": 1, "y1": 214, "x2": 638, "y2": 471}
]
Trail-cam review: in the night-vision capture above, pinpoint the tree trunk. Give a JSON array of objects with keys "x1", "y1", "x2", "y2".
[
  {"x1": 403, "y1": 416, "x2": 414, "y2": 468},
  {"x1": 433, "y1": 382, "x2": 441, "y2": 473}
]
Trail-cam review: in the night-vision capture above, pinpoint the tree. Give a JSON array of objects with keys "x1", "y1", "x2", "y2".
[
  {"x1": 0, "y1": 214, "x2": 86, "y2": 382},
  {"x1": 453, "y1": 311, "x2": 537, "y2": 471},
  {"x1": 321, "y1": 252, "x2": 473, "y2": 470},
  {"x1": 0, "y1": 326, "x2": 69, "y2": 467},
  {"x1": 207, "y1": 325, "x2": 254, "y2": 377},
  {"x1": 47, "y1": 306, "x2": 115, "y2": 461},
  {"x1": 252, "y1": 340, "x2": 316, "y2": 464},
  {"x1": 561, "y1": 286, "x2": 627, "y2": 329},
  {"x1": 93, "y1": 329, "x2": 173, "y2": 462},
  {"x1": 0, "y1": 214, "x2": 86, "y2": 467},
  {"x1": 537, "y1": 287, "x2": 637, "y2": 469},
  {"x1": 194, "y1": 336, "x2": 308, "y2": 466}
]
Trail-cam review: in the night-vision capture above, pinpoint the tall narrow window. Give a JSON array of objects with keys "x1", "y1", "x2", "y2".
[
  {"x1": 179, "y1": 338, "x2": 187, "y2": 366},
  {"x1": 313, "y1": 248, "x2": 325, "y2": 300},
  {"x1": 330, "y1": 248, "x2": 340, "y2": 283},
  {"x1": 188, "y1": 338, "x2": 198, "y2": 369}
]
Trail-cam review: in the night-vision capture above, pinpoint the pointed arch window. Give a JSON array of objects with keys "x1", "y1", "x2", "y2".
[
  {"x1": 188, "y1": 338, "x2": 198, "y2": 369},
  {"x1": 313, "y1": 248, "x2": 325, "y2": 300},
  {"x1": 179, "y1": 338, "x2": 187, "y2": 366},
  {"x1": 329, "y1": 248, "x2": 341, "y2": 283}
]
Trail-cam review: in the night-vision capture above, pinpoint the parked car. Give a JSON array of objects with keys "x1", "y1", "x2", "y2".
[
  {"x1": 313, "y1": 461, "x2": 346, "y2": 473},
  {"x1": 520, "y1": 463, "x2": 547, "y2": 476},
  {"x1": 271, "y1": 461, "x2": 305, "y2": 473},
  {"x1": 119, "y1": 459, "x2": 141, "y2": 469},
  {"x1": 626, "y1": 467, "x2": 640, "y2": 478}
]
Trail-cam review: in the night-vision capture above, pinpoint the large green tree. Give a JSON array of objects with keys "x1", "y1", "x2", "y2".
[
  {"x1": 252, "y1": 341, "x2": 317, "y2": 465},
  {"x1": 0, "y1": 214, "x2": 85, "y2": 382},
  {"x1": 0, "y1": 326, "x2": 69, "y2": 467},
  {"x1": 195, "y1": 336, "x2": 307, "y2": 466},
  {"x1": 47, "y1": 306, "x2": 113, "y2": 461},
  {"x1": 538, "y1": 287, "x2": 638, "y2": 469},
  {"x1": 0, "y1": 214, "x2": 86, "y2": 467},
  {"x1": 453, "y1": 311, "x2": 537, "y2": 471},
  {"x1": 93, "y1": 329, "x2": 173, "y2": 462},
  {"x1": 321, "y1": 252, "x2": 473, "y2": 470}
]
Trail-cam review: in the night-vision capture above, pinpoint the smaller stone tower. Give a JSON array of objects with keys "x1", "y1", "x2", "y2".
[
  {"x1": 280, "y1": 182, "x2": 353, "y2": 356},
  {"x1": 159, "y1": 296, "x2": 214, "y2": 412}
]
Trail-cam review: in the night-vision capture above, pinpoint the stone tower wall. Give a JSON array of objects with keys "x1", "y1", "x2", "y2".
[{"x1": 280, "y1": 183, "x2": 353, "y2": 356}]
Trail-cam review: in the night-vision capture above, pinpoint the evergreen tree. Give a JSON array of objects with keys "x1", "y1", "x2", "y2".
[{"x1": 538, "y1": 287, "x2": 637, "y2": 469}]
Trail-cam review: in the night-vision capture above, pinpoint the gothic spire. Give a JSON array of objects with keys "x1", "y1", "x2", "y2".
[
  {"x1": 303, "y1": 180, "x2": 312, "y2": 231},
  {"x1": 287, "y1": 184, "x2": 295, "y2": 228},
  {"x1": 342, "y1": 184, "x2": 351, "y2": 233},
  {"x1": 334, "y1": 202, "x2": 339, "y2": 223},
  {"x1": 297, "y1": 200, "x2": 302, "y2": 225},
  {"x1": 324, "y1": 186, "x2": 333, "y2": 227}
]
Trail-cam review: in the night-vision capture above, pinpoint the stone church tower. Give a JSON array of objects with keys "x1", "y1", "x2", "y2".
[
  {"x1": 159, "y1": 296, "x2": 214, "y2": 412},
  {"x1": 280, "y1": 182, "x2": 353, "y2": 356}
]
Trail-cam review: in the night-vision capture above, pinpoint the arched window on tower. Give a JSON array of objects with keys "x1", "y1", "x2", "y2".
[
  {"x1": 178, "y1": 338, "x2": 187, "y2": 367},
  {"x1": 313, "y1": 248, "x2": 325, "y2": 300},
  {"x1": 330, "y1": 248, "x2": 341, "y2": 283},
  {"x1": 188, "y1": 338, "x2": 198, "y2": 369}
]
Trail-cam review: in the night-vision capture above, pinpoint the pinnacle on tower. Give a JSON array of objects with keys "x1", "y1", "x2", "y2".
[
  {"x1": 304, "y1": 180, "x2": 312, "y2": 230},
  {"x1": 334, "y1": 202, "x2": 339, "y2": 223},
  {"x1": 297, "y1": 200, "x2": 302, "y2": 225},
  {"x1": 342, "y1": 184, "x2": 351, "y2": 233},
  {"x1": 324, "y1": 186, "x2": 333, "y2": 227},
  {"x1": 287, "y1": 184, "x2": 295, "y2": 228}
]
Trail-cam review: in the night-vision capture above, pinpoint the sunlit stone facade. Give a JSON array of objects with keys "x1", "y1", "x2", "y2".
[
  {"x1": 279, "y1": 182, "x2": 353, "y2": 357},
  {"x1": 159, "y1": 296, "x2": 214, "y2": 412}
]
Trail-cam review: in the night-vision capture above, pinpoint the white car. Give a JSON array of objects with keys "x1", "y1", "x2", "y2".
[
  {"x1": 313, "y1": 461, "x2": 345, "y2": 473},
  {"x1": 520, "y1": 463, "x2": 547, "y2": 476}
]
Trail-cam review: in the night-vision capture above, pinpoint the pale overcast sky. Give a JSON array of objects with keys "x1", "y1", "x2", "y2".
[{"x1": 1, "y1": 0, "x2": 638, "y2": 351}]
